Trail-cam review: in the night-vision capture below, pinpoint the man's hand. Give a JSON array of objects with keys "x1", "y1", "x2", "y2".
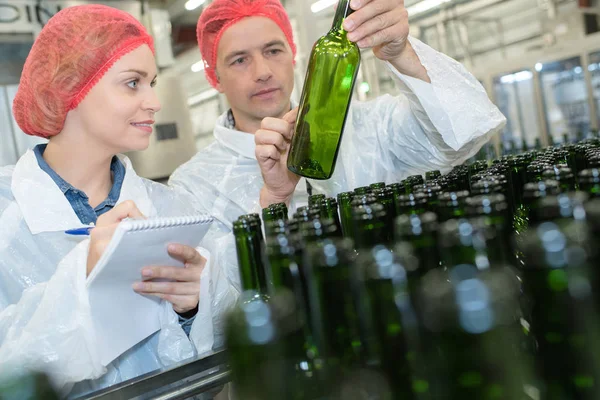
[
  {"x1": 343, "y1": 0, "x2": 430, "y2": 82},
  {"x1": 133, "y1": 244, "x2": 205, "y2": 315},
  {"x1": 255, "y1": 107, "x2": 301, "y2": 208},
  {"x1": 87, "y1": 200, "x2": 145, "y2": 277}
]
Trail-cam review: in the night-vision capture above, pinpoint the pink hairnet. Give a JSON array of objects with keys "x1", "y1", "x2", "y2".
[
  {"x1": 196, "y1": 0, "x2": 297, "y2": 88},
  {"x1": 13, "y1": 4, "x2": 155, "y2": 138}
]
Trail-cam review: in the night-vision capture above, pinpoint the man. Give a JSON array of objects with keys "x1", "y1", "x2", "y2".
[{"x1": 169, "y1": 0, "x2": 505, "y2": 232}]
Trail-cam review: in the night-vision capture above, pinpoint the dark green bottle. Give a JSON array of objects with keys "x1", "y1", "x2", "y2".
[
  {"x1": 395, "y1": 192, "x2": 428, "y2": 216},
  {"x1": 578, "y1": 169, "x2": 600, "y2": 197},
  {"x1": 412, "y1": 183, "x2": 442, "y2": 212},
  {"x1": 520, "y1": 221, "x2": 600, "y2": 400},
  {"x1": 371, "y1": 187, "x2": 396, "y2": 234},
  {"x1": 264, "y1": 218, "x2": 288, "y2": 239},
  {"x1": 0, "y1": 372, "x2": 60, "y2": 400},
  {"x1": 526, "y1": 162, "x2": 551, "y2": 183},
  {"x1": 530, "y1": 192, "x2": 588, "y2": 225},
  {"x1": 354, "y1": 186, "x2": 371, "y2": 196},
  {"x1": 417, "y1": 255, "x2": 533, "y2": 399},
  {"x1": 522, "y1": 180, "x2": 561, "y2": 225},
  {"x1": 352, "y1": 203, "x2": 389, "y2": 249},
  {"x1": 309, "y1": 194, "x2": 327, "y2": 208},
  {"x1": 305, "y1": 238, "x2": 363, "y2": 379},
  {"x1": 437, "y1": 191, "x2": 470, "y2": 222},
  {"x1": 337, "y1": 191, "x2": 355, "y2": 238},
  {"x1": 425, "y1": 170, "x2": 442, "y2": 181},
  {"x1": 369, "y1": 182, "x2": 386, "y2": 191},
  {"x1": 465, "y1": 194, "x2": 513, "y2": 263},
  {"x1": 273, "y1": 202, "x2": 289, "y2": 220},
  {"x1": 233, "y1": 219, "x2": 269, "y2": 297},
  {"x1": 395, "y1": 212, "x2": 440, "y2": 273},
  {"x1": 322, "y1": 197, "x2": 343, "y2": 234},
  {"x1": 225, "y1": 290, "x2": 315, "y2": 400},
  {"x1": 542, "y1": 166, "x2": 577, "y2": 192},
  {"x1": 293, "y1": 206, "x2": 321, "y2": 223},
  {"x1": 356, "y1": 244, "x2": 422, "y2": 400},
  {"x1": 287, "y1": 0, "x2": 360, "y2": 180},
  {"x1": 404, "y1": 175, "x2": 425, "y2": 194},
  {"x1": 301, "y1": 218, "x2": 340, "y2": 242}
]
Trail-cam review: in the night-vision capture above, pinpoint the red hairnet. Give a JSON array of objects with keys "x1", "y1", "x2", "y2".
[
  {"x1": 13, "y1": 5, "x2": 154, "y2": 138},
  {"x1": 196, "y1": 0, "x2": 297, "y2": 88}
]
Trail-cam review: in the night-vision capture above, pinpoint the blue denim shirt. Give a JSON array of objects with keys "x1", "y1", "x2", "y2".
[{"x1": 33, "y1": 144, "x2": 196, "y2": 335}]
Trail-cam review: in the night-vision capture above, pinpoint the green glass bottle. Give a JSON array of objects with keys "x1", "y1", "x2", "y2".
[
  {"x1": 395, "y1": 192, "x2": 428, "y2": 216},
  {"x1": 530, "y1": 192, "x2": 589, "y2": 225},
  {"x1": 301, "y1": 218, "x2": 340, "y2": 242},
  {"x1": 522, "y1": 180, "x2": 561, "y2": 225},
  {"x1": 520, "y1": 221, "x2": 600, "y2": 400},
  {"x1": 337, "y1": 191, "x2": 355, "y2": 239},
  {"x1": 234, "y1": 219, "x2": 269, "y2": 297},
  {"x1": 578, "y1": 168, "x2": 600, "y2": 197},
  {"x1": 412, "y1": 183, "x2": 442, "y2": 212},
  {"x1": 262, "y1": 206, "x2": 279, "y2": 226},
  {"x1": 0, "y1": 372, "x2": 60, "y2": 400},
  {"x1": 371, "y1": 187, "x2": 396, "y2": 235},
  {"x1": 417, "y1": 265, "x2": 534, "y2": 399},
  {"x1": 465, "y1": 194, "x2": 513, "y2": 263},
  {"x1": 273, "y1": 202, "x2": 289, "y2": 220},
  {"x1": 425, "y1": 170, "x2": 442, "y2": 182},
  {"x1": 354, "y1": 186, "x2": 371, "y2": 196},
  {"x1": 226, "y1": 290, "x2": 316, "y2": 400},
  {"x1": 395, "y1": 212, "x2": 440, "y2": 273},
  {"x1": 352, "y1": 203, "x2": 389, "y2": 249},
  {"x1": 369, "y1": 182, "x2": 386, "y2": 191},
  {"x1": 309, "y1": 194, "x2": 327, "y2": 208},
  {"x1": 287, "y1": 0, "x2": 361, "y2": 180},
  {"x1": 322, "y1": 197, "x2": 343, "y2": 235},
  {"x1": 356, "y1": 244, "x2": 423, "y2": 400},
  {"x1": 542, "y1": 166, "x2": 577, "y2": 192},
  {"x1": 437, "y1": 191, "x2": 470, "y2": 222},
  {"x1": 404, "y1": 175, "x2": 425, "y2": 194},
  {"x1": 293, "y1": 206, "x2": 321, "y2": 223},
  {"x1": 306, "y1": 238, "x2": 363, "y2": 380},
  {"x1": 264, "y1": 218, "x2": 288, "y2": 240}
]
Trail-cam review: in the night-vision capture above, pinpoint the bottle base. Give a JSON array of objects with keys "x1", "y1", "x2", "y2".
[{"x1": 288, "y1": 163, "x2": 332, "y2": 180}]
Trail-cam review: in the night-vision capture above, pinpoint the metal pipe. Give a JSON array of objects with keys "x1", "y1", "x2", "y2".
[{"x1": 151, "y1": 370, "x2": 231, "y2": 400}]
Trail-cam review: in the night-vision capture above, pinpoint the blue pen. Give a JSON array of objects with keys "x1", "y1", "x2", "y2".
[{"x1": 65, "y1": 227, "x2": 94, "y2": 236}]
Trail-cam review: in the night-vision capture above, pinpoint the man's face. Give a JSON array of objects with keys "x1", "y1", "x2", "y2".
[{"x1": 215, "y1": 16, "x2": 295, "y2": 125}]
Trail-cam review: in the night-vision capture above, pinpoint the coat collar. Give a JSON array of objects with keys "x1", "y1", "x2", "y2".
[{"x1": 11, "y1": 150, "x2": 154, "y2": 234}]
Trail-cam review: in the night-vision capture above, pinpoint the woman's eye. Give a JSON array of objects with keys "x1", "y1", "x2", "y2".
[{"x1": 127, "y1": 80, "x2": 139, "y2": 89}]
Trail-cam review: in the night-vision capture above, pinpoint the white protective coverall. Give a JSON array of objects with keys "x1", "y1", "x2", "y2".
[
  {"x1": 168, "y1": 37, "x2": 506, "y2": 250},
  {"x1": 0, "y1": 150, "x2": 238, "y2": 398}
]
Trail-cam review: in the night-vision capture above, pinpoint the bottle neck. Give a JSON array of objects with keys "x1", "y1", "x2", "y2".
[
  {"x1": 235, "y1": 231, "x2": 268, "y2": 293},
  {"x1": 332, "y1": 0, "x2": 353, "y2": 32}
]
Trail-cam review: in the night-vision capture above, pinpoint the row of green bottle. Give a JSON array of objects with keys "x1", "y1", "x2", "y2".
[{"x1": 226, "y1": 137, "x2": 600, "y2": 400}]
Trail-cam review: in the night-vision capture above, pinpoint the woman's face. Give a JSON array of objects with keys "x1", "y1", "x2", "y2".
[{"x1": 70, "y1": 44, "x2": 161, "y2": 154}]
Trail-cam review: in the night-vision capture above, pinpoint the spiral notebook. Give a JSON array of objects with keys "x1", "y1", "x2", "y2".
[{"x1": 86, "y1": 215, "x2": 213, "y2": 366}]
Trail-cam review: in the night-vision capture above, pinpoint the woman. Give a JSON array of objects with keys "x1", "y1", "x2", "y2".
[{"x1": 0, "y1": 5, "x2": 237, "y2": 398}]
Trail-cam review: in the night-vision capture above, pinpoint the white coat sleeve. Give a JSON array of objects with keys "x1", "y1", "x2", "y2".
[
  {"x1": 310, "y1": 36, "x2": 506, "y2": 195},
  {"x1": 0, "y1": 240, "x2": 105, "y2": 390},
  {"x1": 189, "y1": 228, "x2": 240, "y2": 354}
]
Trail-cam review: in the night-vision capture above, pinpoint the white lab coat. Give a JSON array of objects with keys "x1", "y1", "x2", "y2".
[
  {"x1": 0, "y1": 150, "x2": 238, "y2": 398},
  {"x1": 168, "y1": 36, "x2": 506, "y2": 239}
]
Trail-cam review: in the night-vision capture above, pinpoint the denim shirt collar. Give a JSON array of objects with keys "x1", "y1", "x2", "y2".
[{"x1": 33, "y1": 144, "x2": 125, "y2": 207}]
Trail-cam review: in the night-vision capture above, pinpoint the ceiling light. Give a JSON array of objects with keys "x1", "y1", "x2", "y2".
[
  {"x1": 311, "y1": 0, "x2": 337, "y2": 14},
  {"x1": 406, "y1": 0, "x2": 454, "y2": 17},
  {"x1": 185, "y1": 0, "x2": 206, "y2": 11}
]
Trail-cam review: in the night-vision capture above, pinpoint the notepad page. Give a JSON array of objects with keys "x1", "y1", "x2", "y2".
[{"x1": 86, "y1": 215, "x2": 213, "y2": 366}]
